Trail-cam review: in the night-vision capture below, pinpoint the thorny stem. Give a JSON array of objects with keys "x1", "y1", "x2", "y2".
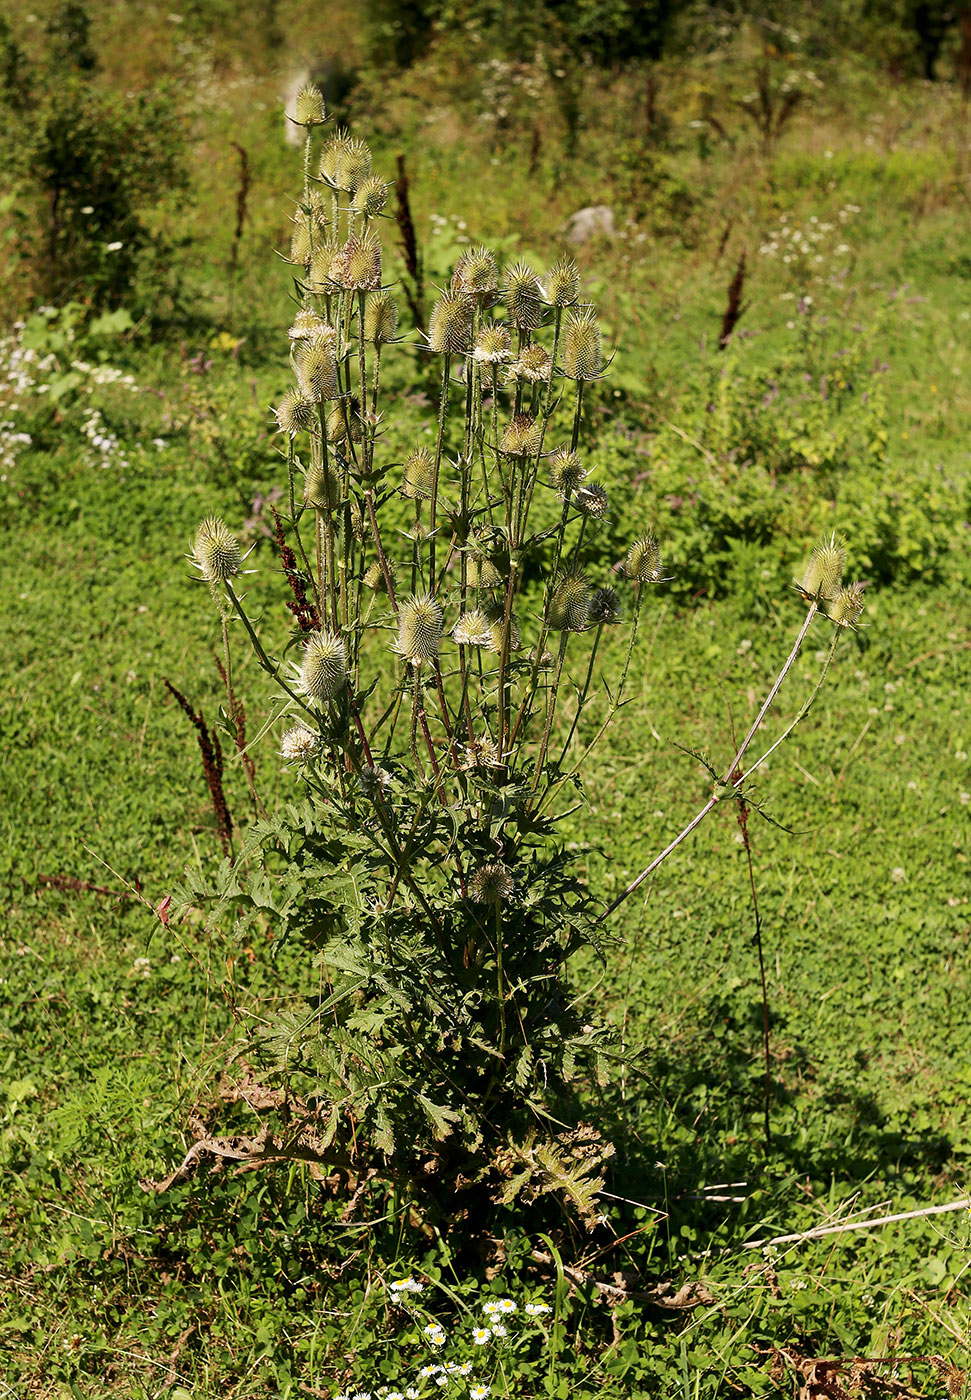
[
  {"x1": 599, "y1": 602, "x2": 821, "y2": 922},
  {"x1": 221, "y1": 615, "x2": 267, "y2": 819},
  {"x1": 554, "y1": 620, "x2": 605, "y2": 773},
  {"x1": 428, "y1": 353, "x2": 451, "y2": 587},
  {"x1": 531, "y1": 633, "x2": 569, "y2": 792}
]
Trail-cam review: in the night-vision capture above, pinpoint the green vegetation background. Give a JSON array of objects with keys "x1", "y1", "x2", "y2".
[{"x1": 1, "y1": 1, "x2": 971, "y2": 1396}]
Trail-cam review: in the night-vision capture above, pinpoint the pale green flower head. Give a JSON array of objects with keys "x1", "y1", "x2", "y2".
[
  {"x1": 191, "y1": 517, "x2": 241, "y2": 583},
  {"x1": 299, "y1": 630, "x2": 347, "y2": 702}
]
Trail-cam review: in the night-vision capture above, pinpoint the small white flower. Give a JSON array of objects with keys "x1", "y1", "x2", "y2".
[
  {"x1": 423, "y1": 1323, "x2": 446, "y2": 1347},
  {"x1": 81, "y1": 205, "x2": 94, "y2": 214},
  {"x1": 281, "y1": 723, "x2": 319, "y2": 763},
  {"x1": 470, "y1": 1387, "x2": 491, "y2": 1399},
  {"x1": 406, "y1": 1391, "x2": 421, "y2": 1399},
  {"x1": 418, "y1": 1365, "x2": 441, "y2": 1379},
  {"x1": 471, "y1": 1327, "x2": 491, "y2": 1345},
  {"x1": 387, "y1": 1392, "x2": 404, "y2": 1400},
  {"x1": 525, "y1": 1302, "x2": 551, "y2": 1315},
  {"x1": 491, "y1": 1323, "x2": 507, "y2": 1337},
  {"x1": 891, "y1": 866, "x2": 906, "y2": 883},
  {"x1": 105, "y1": 241, "x2": 123, "y2": 252}
]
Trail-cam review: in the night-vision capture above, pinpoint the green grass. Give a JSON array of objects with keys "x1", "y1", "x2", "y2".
[{"x1": 4, "y1": 13, "x2": 971, "y2": 1398}]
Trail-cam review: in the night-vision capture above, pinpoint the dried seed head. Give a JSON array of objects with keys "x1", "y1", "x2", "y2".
[
  {"x1": 826, "y1": 582, "x2": 866, "y2": 628},
  {"x1": 484, "y1": 598, "x2": 521, "y2": 651},
  {"x1": 576, "y1": 482, "x2": 608, "y2": 518},
  {"x1": 192, "y1": 517, "x2": 241, "y2": 582},
  {"x1": 308, "y1": 240, "x2": 343, "y2": 292},
  {"x1": 395, "y1": 593, "x2": 444, "y2": 664},
  {"x1": 548, "y1": 448, "x2": 586, "y2": 498},
  {"x1": 353, "y1": 175, "x2": 388, "y2": 218},
  {"x1": 463, "y1": 735, "x2": 499, "y2": 770},
  {"x1": 318, "y1": 127, "x2": 352, "y2": 182},
  {"x1": 289, "y1": 211, "x2": 313, "y2": 267},
  {"x1": 508, "y1": 343, "x2": 552, "y2": 384},
  {"x1": 401, "y1": 446, "x2": 436, "y2": 500},
  {"x1": 427, "y1": 289, "x2": 474, "y2": 354},
  {"x1": 363, "y1": 558, "x2": 397, "y2": 593},
  {"x1": 625, "y1": 535, "x2": 663, "y2": 583},
  {"x1": 280, "y1": 723, "x2": 319, "y2": 763},
  {"x1": 293, "y1": 82, "x2": 326, "y2": 127},
  {"x1": 327, "y1": 400, "x2": 363, "y2": 444},
  {"x1": 296, "y1": 333, "x2": 339, "y2": 402},
  {"x1": 363, "y1": 290, "x2": 399, "y2": 344},
  {"x1": 452, "y1": 244, "x2": 499, "y2": 300},
  {"x1": 470, "y1": 862, "x2": 515, "y2": 905},
  {"x1": 561, "y1": 307, "x2": 603, "y2": 380},
  {"x1": 452, "y1": 609, "x2": 495, "y2": 648},
  {"x1": 338, "y1": 235, "x2": 382, "y2": 292},
  {"x1": 473, "y1": 321, "x2": 513, "y2": 365},
  {"x1": 544, "y1": 256, "x2": 581, "y2": 308},
  {"x1": 288, "y1": 307, "x2": 327, "y2": 343},
  {"x1": 334, "y1": 137, "x2": 372, "y2": 194},
  {"x1": 467, "y1": 554, "x2": 503, "y2": 589},
  {"x1": 797, "y1": 533, "x2": 846, "y2": 601},
  {"x1": 503, "y1": 260, "x2": 544, "y2": 330},
  {"x1": 548, "y1": 570, "x2": 591, "y2": 632},
  {"x1": 303, "y1": 463, "x2": 338, "y2": 512},
  {"x1": 299, "y1": 630, "x2": 348, "y2": 702},
  {"x1": 275, "y1": 387, "x2": 315, "y2": 436},
  {"x1": 588, "y1": 586, "x2": 622, "y2": 625},
  {"x1": 501, "y1": 413, "x2": 543, "y2": 458}
]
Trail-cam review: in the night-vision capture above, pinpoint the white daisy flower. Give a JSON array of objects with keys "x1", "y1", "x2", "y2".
[
  {"x1": 471, "y1": 1327, "x2": 491, "y2": 1345},
  {"x1": 525, "y1": 1302, "x2": 551, "y2": 1315},
  {"x1": 470, "y1": 1387, "x2": 491, "y2": 1400}
]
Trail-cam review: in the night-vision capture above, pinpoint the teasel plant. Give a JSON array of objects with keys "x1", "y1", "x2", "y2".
[{"x1": 164, "y1": 94, "x2": 866, "y2": 1226}]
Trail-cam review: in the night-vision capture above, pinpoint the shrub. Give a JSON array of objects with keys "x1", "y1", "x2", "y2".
[{"x1": 0, "y1": 3, "x2": 188, "y2": 313}]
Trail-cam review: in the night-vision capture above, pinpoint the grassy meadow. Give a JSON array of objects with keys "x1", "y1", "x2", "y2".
[{"x1": 2, "y1": 4, "x2": 971, "y2": 1397}]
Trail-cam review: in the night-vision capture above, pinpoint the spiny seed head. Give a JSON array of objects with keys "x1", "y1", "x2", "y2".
[
  {"x1": 288, "y1": 307, "x2": 327, "y2": 343},
  {"x1": 798, "y1": 533, "x2": 846, "y2": 601},
  {"x1": 318, "y1": 127, "x2": 352, "y2": 182},
  {"x1": 353, "y1": 175, "x2": 388, "y2": 218},
  {"x1": 452, "y1": 609, "x2": 495, "y2": 648},
  {"x1": 289, "y1": 212, "x2": 313, "y2": 266},
  {"x1": 334, "y1": 137, "x2": 372, "y2": 194},
  {"x1": 427, "y1": 289, "x2": 474, "y2": 354},
  {"x1": 625, "y1": 535, "x2": 663, "y2": 583},
  {"x1": 452, "y1": 245, "x2": 499, "y2": 300},
  {"x1": 576, "y1": 482, "x2": 608, "y2": 518},
  {"x1": 308, "y1": 240, "x2": 343, "y2": 292},
  {"x1": 484, "y1": 598, "x2": 521, "y2": 651},
  {"x1": 473, "y1": 321, "x2": 512, "y2": 365},
  {"x1": 548, "y1": 448, "x2": 586, "y2": 497},
  {"x1": 293, "y1": 82, "x2": 326, "y2": 127},
  {"x1": 363, "y1": 290, "x2": 399, "y2": 344},
  {"x1": 303, "y1": 464, "x2": 338, "y2": 512},
  {"x1": 299, "y1": 630, "x2": 348, "y2": 702},
  {"x1": 297, "y1": 341, "x2": 339, "y2": 403},
  {"x1": 338, "y1": 234, "x2": 382, "y2": 292},
  {"x1": 548, "y1": 570, "x2": 591, "y2": 632},
  {"x1": 349, "y1": 496, "x2": 365, "y2": 540},
  {"x1": 327, "y1": 399, "x2": 362, "y2": 444},
  {"x1": 562, "y1": 307, "x2": 603, "y2": 380},
  {"x1": 280, "y1": 723, "x2": 319, "y2": 762},
  {"x1": 275, "y1": 387, "x2": 315, "y2": 436},
  {"x1": 470, "y1": 863, "x2": 515, "y2": 905},
  {"x1": 501, "y1": 413, "x2": 543, "y2": 458},
  {"x1": 588, "y1": 586, "x2": 622, "y2": 625},
  {"x1": 826, "y1": 582, "x2": 866, "y2": 628},
  {"x1": 363, "y1": 558, "x2": 397, "y2": 592},
  {"x1": 463, "y1": 735, "x2": 499, "y2": 770},
  {"x1": 192, "y1": 517, "x2": 241, "y2": 582},
  {"x1": 544, "y1": 256, "x2": 581, "y2": 308},
  {"x1": 503, "y1": 260, "x2": 544, "y2": 330},
  {"x1": 395, "y1": 593, "x2": 444, "y2": 664},
  {"x1": 358, "y1": 764, "x2": 391, "y2": 799},
  {"x1": 401, "y1": 446, "x2": 435, "y2": 500},
  {"x1": 509, "y1": 343, "x2": 552, "y2": 383},
  {"x1": 467, "y1": 554, "x2": 503, "y2": 589}
]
